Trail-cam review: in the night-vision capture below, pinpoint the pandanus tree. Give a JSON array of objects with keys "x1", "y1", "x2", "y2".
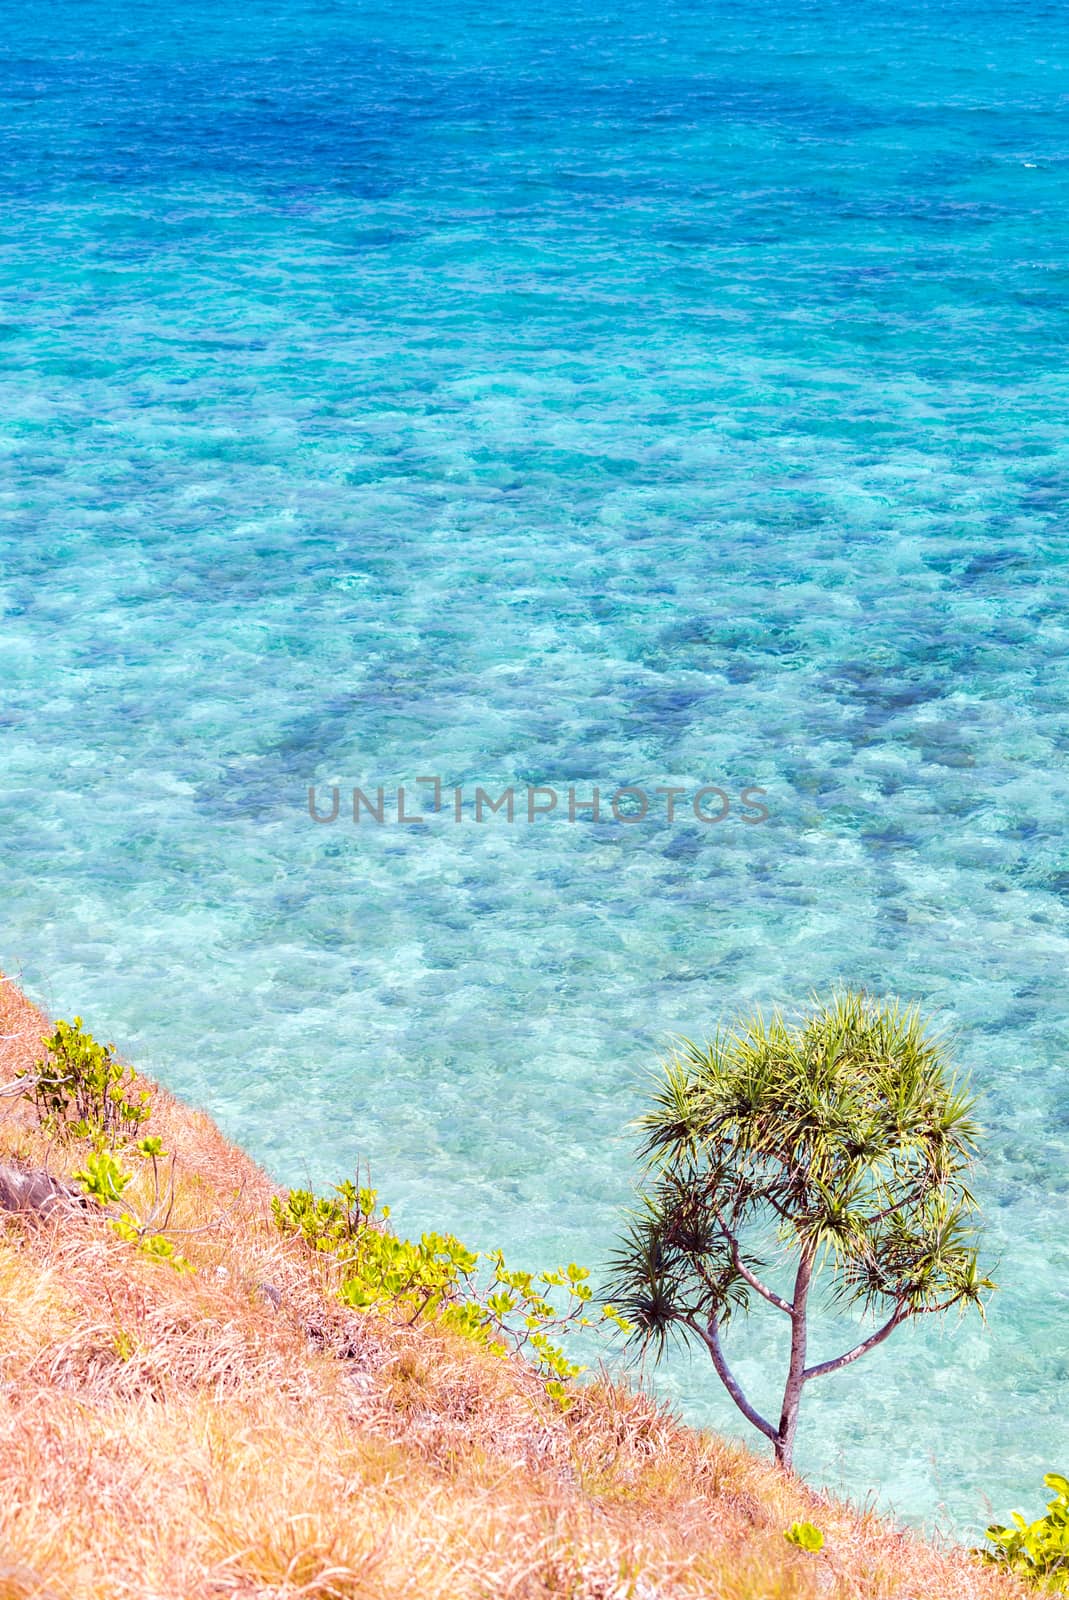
[{"x1": 608, "y1": 992, "x2": 993, "y2": 1473}]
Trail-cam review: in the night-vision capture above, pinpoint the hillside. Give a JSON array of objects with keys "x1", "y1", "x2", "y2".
[{"x1": 0, "y1": 972, "x2": 1023, "y2": 1600}]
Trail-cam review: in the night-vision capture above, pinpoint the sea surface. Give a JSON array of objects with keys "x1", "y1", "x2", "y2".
[{"x1": 2, "y1": 0, "x2": 1068, "y2": 1535}]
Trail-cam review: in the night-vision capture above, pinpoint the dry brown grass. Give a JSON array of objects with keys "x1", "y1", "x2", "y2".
[{"x1": 0, "y1": 973, "x2": 1026, "y2": 1600}]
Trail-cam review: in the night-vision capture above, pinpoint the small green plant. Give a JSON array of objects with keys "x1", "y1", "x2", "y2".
[
  {"x1": 274, "y1": 1180, "x2": 629, "y2": 1403},
  {"x1": 133, "y1": 1232, "x2": 193, "y2": 1271},
  {"x1": 72, "y1": 1150, "x2": 133, "y2": 1206},
  {"x1": 112, "y1": 1327, "x2": 137, "y2": 1362},
  {"x1": 32, "y1": 1018, "x2": 149, "y2": 1146},
  {"x1": 26, "y1": 1016, "x2": 189, "y2": 1271},
  {"x1": 73, "y1": 1138, "x2": 192, "y2": 1274},
  {"x1": 982, "y1": 1474, "x2": 1069, "y2": 1589},
  {"x1": 785, "y1": 1521, "x2": 824, "y2": 1552}
]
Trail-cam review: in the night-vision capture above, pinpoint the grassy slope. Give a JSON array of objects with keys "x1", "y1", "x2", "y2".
[{"x1": 0, "y1": 974, "x2": 1024, "y2": 1600}]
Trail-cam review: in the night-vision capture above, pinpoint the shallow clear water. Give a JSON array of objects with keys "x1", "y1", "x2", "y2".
[{"x1": 2, "y1": 0, "x2": 1068, "y2": 1535}]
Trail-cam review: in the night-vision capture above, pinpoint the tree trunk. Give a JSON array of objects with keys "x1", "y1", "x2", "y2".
[{"x1": 774, "y1": 1248, "x2": 814, "y2": 1475}]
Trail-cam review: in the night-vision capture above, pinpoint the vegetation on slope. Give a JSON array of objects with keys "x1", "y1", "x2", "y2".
[{"x1": 0, "y1": 972, "x2": 1028, "y2": 1600}]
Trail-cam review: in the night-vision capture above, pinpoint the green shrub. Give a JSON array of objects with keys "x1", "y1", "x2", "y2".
[
  {"x1": 274, "y1": 1180, "x2": 629, "y2": 1404},
  {"x1": 32, "y1": 1018, "x2": 149, "y2": 1146},
  {"x1": 73, "y1": 1137, "x2": 193, "y2": 1273},
  {"x1": 25, "y1": 1018, "x2": 187, "y2": 1270},
  {"x1": 982, "y1": 1474, "x2": 1069, "y2": 1588}
]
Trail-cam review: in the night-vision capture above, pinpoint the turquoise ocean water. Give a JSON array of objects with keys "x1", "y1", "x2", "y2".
[{"x1": 2, "y1": 0, "x2": 1068, "y2": 1533}]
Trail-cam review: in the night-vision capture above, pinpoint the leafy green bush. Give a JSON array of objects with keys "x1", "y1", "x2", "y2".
[
  {"x1": 24, "y1": 1018, "x2": 187, "y2": 1269},
  {"x1": 274, "y1": 1180, "x2": 629, "y2": 1405},
  {"x1": 982, "y1": 1474, "x2": 1069, "y2": 1589},
  {"x1": 32, "y1": 1018, "x2": 149, "y2": 1146}
]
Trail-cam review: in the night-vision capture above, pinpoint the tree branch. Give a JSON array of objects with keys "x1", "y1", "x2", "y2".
[
  {"x1": 775, "y1": 1247, "x2": 814, "y2": 1470},
  {"x1": 860, "y1": 1171, "x2": 937, "y2": 1227},
  {"x1": 802, "y1": 1302, "x2": 908, "y2": 1381},
  {"x1": 711, "y1": 1208, "x2": 793, "y2": 1315},
  {"x1": 688, "y1": 1315, "x2": 778, "y2": 1443},
  {"x1": 802, "y1": 1283, "x2": 972, "y2": 1383}
]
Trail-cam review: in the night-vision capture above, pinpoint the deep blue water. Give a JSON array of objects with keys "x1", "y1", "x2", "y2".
[{"x1": 2, "y1": 0, "x2": 1069, "y2": 1534}]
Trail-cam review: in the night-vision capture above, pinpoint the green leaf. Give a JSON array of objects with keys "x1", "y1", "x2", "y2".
[
  {"x1": 73, "y1": 1150, "x2": 133, "y2": 1204},
  {"x1": 784, "y1": 1522, "x2": 824, "y2": 1552},
  {"x1": 545, "y1": 1380, "x2": 573, "y2": 1412}
]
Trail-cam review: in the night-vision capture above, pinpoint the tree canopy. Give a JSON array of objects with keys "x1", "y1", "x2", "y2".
[{"x1": 608, "y1": 991, "x2": 993, "y2": 1470}]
